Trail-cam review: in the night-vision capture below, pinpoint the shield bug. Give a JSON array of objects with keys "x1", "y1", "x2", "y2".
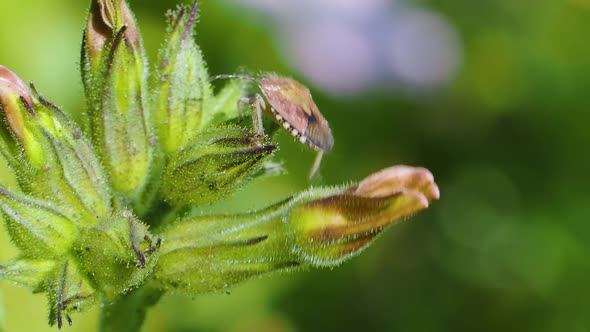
[{"x1": 212, "y1": 73, "x2": 334, "y2": 178}]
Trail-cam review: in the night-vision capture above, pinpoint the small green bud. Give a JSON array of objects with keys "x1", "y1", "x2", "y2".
[
  {"x1": 154, "y1": 2, "x2": 213, "y2": 154},
  {"x1": 82, "y1": 0, "x2": 153, "y2": 196},
  {"x1": 0, "y1": 186, "x2": 77, "y2": 258},
  {"x1": 161, "y1": 125, "x2": 276, "y2": 206},
  {"x1": 155, "y1": 165, "x2": 439, "y2": 295},
  {"x1": 0, "y1": 259, "x2": 56, "y2": 289},
  {"x1": 73, "y1": 210, "x2": 159, "y2": 300}
]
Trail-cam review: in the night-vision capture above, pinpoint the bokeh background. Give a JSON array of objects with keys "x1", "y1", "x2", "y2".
[{"x1": 1, "y1": 0, "x2": 589, "y2": 331}]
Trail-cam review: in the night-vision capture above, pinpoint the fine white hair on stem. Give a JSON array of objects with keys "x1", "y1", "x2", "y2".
[{"x1": 209, "y1": 74, "x2": 258, "y2": 82}]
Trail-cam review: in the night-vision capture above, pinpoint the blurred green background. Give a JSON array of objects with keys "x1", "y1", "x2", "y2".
[{"x1": 1, "y1": 0, "x2": 589, "y2": 331}]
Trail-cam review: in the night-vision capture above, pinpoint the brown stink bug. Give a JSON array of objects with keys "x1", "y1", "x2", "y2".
[{"x1": 212, "y1": 73, "x2": 334, "y2": 178}]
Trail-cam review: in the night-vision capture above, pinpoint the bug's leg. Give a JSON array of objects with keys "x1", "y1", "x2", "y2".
[
  {"x1": 251, "y1": 94, "x2": 267, "y2": 137},
  {"x1": 239, "y1": 93, "x2": 266, "y2": 138},
  {"x1": 309, "y1": 150, "x2": 324, "y2": 179},
  {"x1": 236, "y1": 94, "x2": 254, "y2": 120}
]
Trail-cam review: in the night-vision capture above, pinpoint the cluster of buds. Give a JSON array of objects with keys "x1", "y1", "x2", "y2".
[
  {"x1": 0, "y1": 64, "x2": 159, "y2": 328},
  {"x1": 0, "y1": 0, "x2": 439, "y2": 330}
]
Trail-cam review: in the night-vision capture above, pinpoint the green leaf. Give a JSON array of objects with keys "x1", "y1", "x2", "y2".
[
  {"x1": 0, "y1": 186, "x2": 78, "y2": 258},
  {"x1": 0, "y1": 259, "x2": 56, "y2": 289}
]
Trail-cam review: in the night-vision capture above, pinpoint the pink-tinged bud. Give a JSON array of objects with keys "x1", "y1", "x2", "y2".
[
  {"x1": 0, "y1": 65, "x2": 33, "y2": 141},
  {"x1": 0, "y1": 66, "x2": 32, "y2": 105},
  {"x1": 82, "y1": 0, "x2": 153, "y2": 197},
  {"x1": 348, "y1": 165, "x2": 440, "y2": 200},
  {"x1": 84, "y1": 0, "x2": 141, "y2": 65},
  {"x1": 0, "y1": 66, "x2": 44, "y2": 166},
  {"x1": 0, "y1": 69, "x2": 113, "y2": 224},
  {"x1": 289, "y1": 165, "x2": 439, "y2": 266}
]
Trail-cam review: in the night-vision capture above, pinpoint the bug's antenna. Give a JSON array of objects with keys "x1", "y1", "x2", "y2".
[{"x1": 209, "y1": 74, "x2": 257, "y2": 82}]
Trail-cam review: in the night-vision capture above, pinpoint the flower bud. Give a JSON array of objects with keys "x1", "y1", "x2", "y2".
[
  {"x1": 348, "y1": 165, "x2": 440, "y2": 200},
  {"x1": 83, "y1": 0, "x2": 141, "y2": 72},
  {"x1": 155, "y1": 165, "x2": 439, "y2": 295},
  {"x1": 289, "y1": 165, "x2": 439, "y2": 266},
  {"x1": 73, "y1": 210, "x2": 159, "y2": 300},
  {"x1": 161, "y1": 125, "x2": 276, "y2": 206},
  {"x1": 0, "y1": 65, "x2": 43, "y2": 167},
  {"x1": 0, "y1": 186, "x2": 78, "y2": 258},
  {"x1": 82, "y1": 0, "x2": 152, "y2": 195},
  {"x1": 32, "y1": 95, "x2": 113, "y2": 223},
  {"x1": 154, "y1": 2, "x2": 212, "y2": 154}
]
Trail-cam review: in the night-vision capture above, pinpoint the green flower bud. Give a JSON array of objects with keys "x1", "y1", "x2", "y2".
[
  {"x1": 155, "y1": 165, "x2": 439, "y2": 295},
  {"x1": 154, "y1": 2, "x2": 212, "y2": 154},
  {"x1": 31, "y1": 94, "x2": 112, "y2": 223},
  {"x1": 0, "y1": 259, "x2": 56, "y2": 289},
  {"x1": 0, "y1": 186, "x2": 77, "y2": 258},
  {"x1": 82, "y1": 0, "x2": 153, "y2": 196},
  {"x1": 73, "y1": 210, "x2": 159, "y2": 300},
  {"x1": 161, "y1": 125, "x2": 276, "y2": 206}
]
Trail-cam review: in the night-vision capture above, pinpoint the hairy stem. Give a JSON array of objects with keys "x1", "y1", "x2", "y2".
[{"x1": 99, "y1": 285, "x2": 163, "y2": 332}]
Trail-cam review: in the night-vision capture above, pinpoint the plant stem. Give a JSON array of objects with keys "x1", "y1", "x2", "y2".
[{"x1": 99, "y1": 285, "x2": 163, "y2": 332}]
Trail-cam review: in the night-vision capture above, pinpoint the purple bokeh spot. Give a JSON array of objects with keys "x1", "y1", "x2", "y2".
[{"x1": 387, "y1": 10, "x2": 462, "y2": 88}]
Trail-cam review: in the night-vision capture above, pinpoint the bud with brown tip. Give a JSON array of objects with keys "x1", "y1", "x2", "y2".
[{"x1": 82, "y1": 0, "x2": 153, "y2": 197}]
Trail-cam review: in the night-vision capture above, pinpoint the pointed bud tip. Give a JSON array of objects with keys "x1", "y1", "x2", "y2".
[
  {"x1": 353, "y1": 165, "x2": 440, "y2": 202},
  {"x1": 0, "y1": 65, "x2": 37, "y2": 145},
  {"x1": 162, "y1": 127, "x2": 276, "y2": 206},
  {"x1": 0, "y1": 65, "x2": 33, "y2": 105},
  {"x1": 85, "y1": 0, "x2": 141, "y2": 60}
]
